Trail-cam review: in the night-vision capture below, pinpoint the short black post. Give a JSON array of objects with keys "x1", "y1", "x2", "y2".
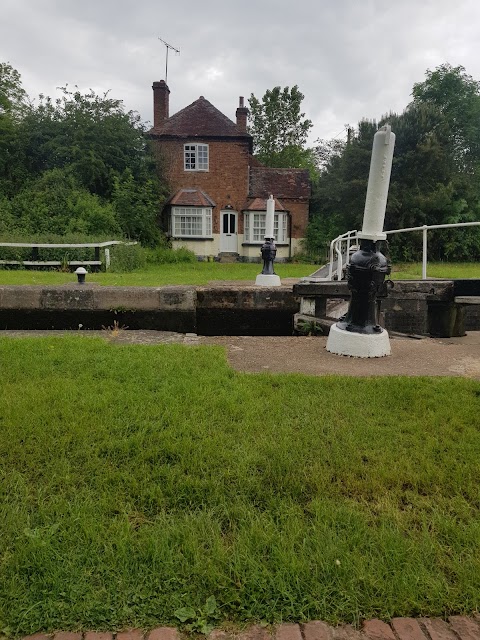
[
  {"x1": 337, "y1": 239, "x2": 390, "y2": 334},
  {"x1": 75, "y1": 267, "x2": 87, "y2": 284}
]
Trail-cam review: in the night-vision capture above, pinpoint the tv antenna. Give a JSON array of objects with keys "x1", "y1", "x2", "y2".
[{"x1": 158, "y1": 37, "x2": 180, "y2": 85}]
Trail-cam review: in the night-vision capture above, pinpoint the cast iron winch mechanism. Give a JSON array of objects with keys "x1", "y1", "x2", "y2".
[{"x1": 337, "y1": 239, "x2": 392, "y2": 334}]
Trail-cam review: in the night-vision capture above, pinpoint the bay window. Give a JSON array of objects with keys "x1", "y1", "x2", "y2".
[
  {"x1": 243, "y1": 211, "x2": 288, "y2": 243},
  {"x1": 171, "y1": 207, "x2": 212, "y2": 238}
]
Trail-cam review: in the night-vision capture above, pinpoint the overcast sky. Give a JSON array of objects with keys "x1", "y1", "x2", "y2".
[{"x1": 2, "y1": 0, "x2": 480, "y2": 144}]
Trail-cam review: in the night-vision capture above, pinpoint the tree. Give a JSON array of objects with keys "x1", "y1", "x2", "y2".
[
  {"x1": 0, "y1": 63, "x2": 31, "y2": 195},
  {"x1": 0, "y1": 68, "x2": 169, "y2": 245},
  {"x1": 0, "y1": 62, "x2": 29, "y2": 120},
  {"x1": 305, "y1": 64, "x2": 480, "y2": 262},
  {"x1": 411, "y1": 63, "x2": 480, "y2": 172},
  {"x1": 3, "y1": 168, "x2": 120, "y2": 236},
  {"x1": 248, "y1": 86, "x2": 313, "y2": 168}
]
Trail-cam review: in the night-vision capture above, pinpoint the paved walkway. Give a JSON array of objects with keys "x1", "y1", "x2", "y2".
[
  {"x1": 4, "y1": 330, "x2": 479, "y2": 379},
  {"x1": 21, "y1": 616, "x2": 480, "y2": 640}
]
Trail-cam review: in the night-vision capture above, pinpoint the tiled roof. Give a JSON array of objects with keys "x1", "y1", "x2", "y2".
[
  {"x1": 249, "y1": 167, "x2": 311, "y2": 199},
  {"x1": 150, "y1": 96, "x2": 252, "y2": 139},
  {"x1": 167, "y1": 189, "x2": 216, "y2": 207},
  {"x1": 243, "y1": 197, "x2": 286, "y2": 212}
]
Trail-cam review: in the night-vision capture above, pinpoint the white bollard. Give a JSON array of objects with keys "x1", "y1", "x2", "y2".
[{"x1": 357, "y1": 124, "x2": 395, "y2": 242}]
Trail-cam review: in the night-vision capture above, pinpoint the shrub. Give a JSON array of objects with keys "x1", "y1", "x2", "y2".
[
  {"x1": 109, "y1": 243, "x2": 146, "y2": 272},
  {"x1": 145, "y1": 245, "x2": 197, "y2": 264}
]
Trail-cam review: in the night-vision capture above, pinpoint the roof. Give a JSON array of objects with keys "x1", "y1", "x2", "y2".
[
  {"x1": 150, "y1": 96, "x2": 252, "y2": 140},
  {"x1": 249, "y1": 167, "x2": 311, "y2": 200},
  {"x1": 243, "y1": 197, "x2": 286, "y2": 212},
  {"x1": 167, "y1": 188, "x2": 216, "y2": 207}
]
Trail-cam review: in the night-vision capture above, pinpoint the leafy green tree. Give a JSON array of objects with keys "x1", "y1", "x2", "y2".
[
  {"x1": 0, "y1": 66, "x2": 168, "y2": 245},
  {"x1": 305, "y1": 64, "x2": 480, "y2": 262},
  {"x1": 0, "y1": 63, "x2": 31, "y2": 195},
  {"x1": 412, "y1": 63, "x2": 480, "y2": 172},
  {"x1": 112, "y1": 170, "x2": 167, "y2": 246},
  {"x1": 0, "y1": 62, "x2": 29, "y2": 120},
  {"x1": 4, "y1": 168, "x2": 120, "y2": 236},
  {"x1": 248, "y1": 86, "x2": 313, "y2": 168},
  {"x1": 15, "y1": 87, "x2": 157, "y2": 199}
]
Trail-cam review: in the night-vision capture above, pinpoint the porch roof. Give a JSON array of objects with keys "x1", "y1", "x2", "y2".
[
  {"x1": 167, "y1": 188, "x2": 216, "y2": 208},
  {"x1": 242, "y1": 197, "x2": 286, "y2": 212}
]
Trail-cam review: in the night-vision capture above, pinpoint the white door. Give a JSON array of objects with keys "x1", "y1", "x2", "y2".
[{"x1": 220, "y1": 211, "x2": 237, "y2": 252}]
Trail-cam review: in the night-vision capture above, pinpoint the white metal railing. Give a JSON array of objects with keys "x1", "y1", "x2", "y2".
[
  {"x1": 0, "y1": 240, "x2": 137, "y2": 270},
  {"x1": 322, "y1": 221, "x2": 480, "y2": 281}
]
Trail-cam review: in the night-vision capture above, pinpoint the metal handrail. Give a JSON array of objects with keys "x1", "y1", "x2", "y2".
[{"x1": 325, "y1": 221, "x2": 480, "y2": 280}]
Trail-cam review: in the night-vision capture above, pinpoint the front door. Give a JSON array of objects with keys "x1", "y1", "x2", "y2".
[{"x1": 220, "y1": 211, "x2": 237, "y2": 252}]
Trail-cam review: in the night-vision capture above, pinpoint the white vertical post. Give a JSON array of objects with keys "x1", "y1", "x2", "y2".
[
  {"x1": 265, "y1": 195, "x2": 275, "y2": 239},
  {"x1": 105, "y1": 248, "x2": 111, "y2": 270},
  {"x1": 422, "y1": 226, "x2": 428, "y2": 280},
  {"x1": 358, "y1": 125, "x2": 395, "y2": 241}
]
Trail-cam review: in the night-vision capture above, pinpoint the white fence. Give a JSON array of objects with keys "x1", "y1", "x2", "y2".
[
  {"x1": 323, "y1": 221, "x2": 480, "y2": 281},
  {"x1": 0, "y1": 240, "x2": 137, "y2": 270}
]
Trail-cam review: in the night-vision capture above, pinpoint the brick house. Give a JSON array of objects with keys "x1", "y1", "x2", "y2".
[{"x1": 149, "y1": 80, "x2": 310, "y2": 261}]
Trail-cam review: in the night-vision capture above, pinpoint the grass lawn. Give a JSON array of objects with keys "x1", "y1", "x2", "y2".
[
  {"x1": 392, "y1": 262, "x2": 480, "y2": 280},
  {"x1": 1, "y1": 337, "x2": 480, "y2": 636},
  {"x1": 0, "y1": 262, "x2": 311, "y2": 287},
  {"x1": 0, "y1": 261, "x2": 478, "y2": 286}
]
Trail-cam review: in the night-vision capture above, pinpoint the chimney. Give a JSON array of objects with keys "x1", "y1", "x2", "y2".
[
  {"x1": 152, "y1": 80, "x2": 170, "y2": 128},
  {"x1": 236, "y1": 96, "x2": 248, "y2": 132}
]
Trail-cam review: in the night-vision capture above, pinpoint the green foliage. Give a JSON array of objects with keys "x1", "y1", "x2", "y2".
[
  {"x1": 248, "y1": 86, "x2": 313, "y2": 168},
  {"x1": 0, "y1": 65, "x2": 168, "y2": 245},
  {"x1": 412, "y1": 63, "x2": 480, "y2": 172},
  {"x1": 144, "y1": 245, "x2": 197, "y2": 264},
  {"x1": 174, "y1": 596, "x2": 220, "y2": 634},
  {"x1": 306, "y1": 64, "x2": 480, "y2": 262},
  {"x1": 0, "y1": 62, "x2": 29, "y2": 120},
  {"x1": 112, "y1": 170, "x2": 166, "y2": 247},
  {"x1": 1, "y1": 168, "x2": 120, "y2": 237},
  {"x1": 109, "y1": 243, "x2": 146, "y2": 272}
]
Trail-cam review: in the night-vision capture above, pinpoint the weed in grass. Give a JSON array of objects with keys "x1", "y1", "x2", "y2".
[
  {"x1": 0, "y1": 337, "x2": 479, "y2": 635},
  {"x1": 101, "y1": 319, "x2": 128, "y2": 337}
]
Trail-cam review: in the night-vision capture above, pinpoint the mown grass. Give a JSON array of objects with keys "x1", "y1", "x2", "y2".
[
  {"x1": 392, "y1": 262, "x2": 480, "y2": 279},
  {"x1": 0, "y1": 261, "x2": 478, "y2": 286},
  {"x1": 0, "y1": 262, "x2": 310, "y2": 286},
  {"x1": 0, "y1": 337, "x2": 479, "y2": 636}
]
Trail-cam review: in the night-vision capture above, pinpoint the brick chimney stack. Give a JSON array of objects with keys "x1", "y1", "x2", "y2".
[
  {"x1": 152, "y1": 80, "x2": 170, "y2": 128},
  {"x1": 236, "y1": 96, "x2": 248, "y2": 132}
]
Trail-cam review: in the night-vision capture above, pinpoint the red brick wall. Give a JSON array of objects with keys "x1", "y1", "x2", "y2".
[
  {"x1": 154, "y1": 138, "x2": 250, "y2": 234},
  {"x1": 283, "y1": 200, "x2": 309, "y2": 238}
]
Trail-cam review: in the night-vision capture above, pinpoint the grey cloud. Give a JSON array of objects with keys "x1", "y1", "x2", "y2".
[{"x1": 1, "y1": 0, "x2": 480, "y2": 142}]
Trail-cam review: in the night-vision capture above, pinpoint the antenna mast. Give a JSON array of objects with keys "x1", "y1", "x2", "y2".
[{"x1": 158, "y1": 37, "x2": 180, "y2": 85}]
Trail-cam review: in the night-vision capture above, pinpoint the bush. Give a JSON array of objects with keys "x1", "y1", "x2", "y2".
[
  {"x1": 144, "y1": 245, "x2": 197, "y2": 265},
  {"x1": 109, "y1": 243, "x2": 146, "y2": 272}
]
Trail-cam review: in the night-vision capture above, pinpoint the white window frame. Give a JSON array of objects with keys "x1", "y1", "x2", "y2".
[
  {"x1": 184, "y1": 143, "x2": 209, "y2": 171},
  {"x1": 171, "y1": 207, "x2": 213, "y2": 238},
  {"x1": 243, "y1": 211, "x2": 288, "y2": 244}
]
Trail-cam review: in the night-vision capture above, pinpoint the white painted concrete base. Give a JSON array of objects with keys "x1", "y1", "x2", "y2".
[
  {"x1": 255, "y1": 274, "x2": 282, "y2": 287},
  {"x1": 326, "y1": 323, "x2": 391, "y2": 358}
]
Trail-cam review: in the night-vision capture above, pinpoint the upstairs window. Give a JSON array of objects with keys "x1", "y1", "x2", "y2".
[{"x1": 184, "y1": 144, "x2": 209, "y2": 171}]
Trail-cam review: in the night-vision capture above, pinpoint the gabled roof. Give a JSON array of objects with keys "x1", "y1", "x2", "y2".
[
  {"x1": 249, "y1": 167, "x2": 311, "y2": 200},
  {"x1": 150, "y1": 96, "x2": 252, "y2": 140},
  {"x1": 167, "y1": 188, "x2": 216, "y2": 207}
]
